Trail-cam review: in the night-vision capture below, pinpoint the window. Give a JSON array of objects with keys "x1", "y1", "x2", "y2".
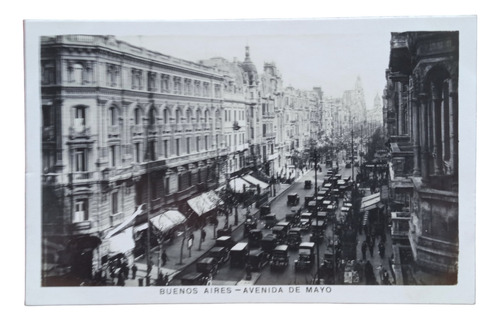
[
  {"x1": 225, "y1": 110, "x2": 228, "y2": 122},
  {"x1": 134, "y1": 108, "x2": 141, "y2": 125},
  {"x1": 163, "y1": 108, "x2": 170, "y2": 123},
  {"x1": 186, "y1": 137, "x2": 190, "y2": 154},
  {"x1": 148, "y1": 141, "x2": 156, "y2": 161},
  {"x1": 42, "y1": 105, "x2": 52, "y2": 128},
  {"x1": 196, "y1": 137, "x2": 200, "y2": 152},
  {"x1": 74, "y1": 199, "x2": 88, "y2": 223},
  {"x1": 74, "y1": 106, "x2": 86, "y2": 130},
  {"x1": 175, "y1": 109, "x2": 181, "y2": 123},
  {"x1": 205, "y1": 110, "x2": 209, "y2": 123},
  {"x1": 75, "y1": 148, "x2": 87, "y2": 172},
  {"x1": 110, "y1": 145, "x2": 117, "y2": 167},
  {"x1": 165, "y1": 177, "x2": 170, "y2": 195},
  {"x1": 148, "y1": 108, "x2": 156, "y2": 126},
  {"x1": 112, "y1": 192, "x2": 119, "y2": 215},
  {"x1": 109, "y1": 107, "x2": 118, "y2": 126},
  {"x1": 205, "y1": 136, "x2": 208, "y2": 150},
  {"x1": 42, "y1": 62, "x2": 55, "y2": 84},
  {"x1": 69, "y1": 63, "x2": 84, "y2": 84},
  {"x1": 176, "y1": 138, "x2": 180, "y2": 156},
  {"x1": 164, "y1": 140, "x2": 168, "y2": 158},
  {"x1": 135, "y1": 143, "x2": 141, "y2": 163}
]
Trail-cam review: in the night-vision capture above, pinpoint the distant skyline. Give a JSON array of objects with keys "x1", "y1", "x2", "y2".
[{"x1": 117, "y1": 22, "x2": 392, "y2": 110}]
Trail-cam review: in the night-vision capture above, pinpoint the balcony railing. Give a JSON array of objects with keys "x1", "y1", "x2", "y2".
[
  {"x1": 108, "y1": 125, "x2": 120, "y2": 137},
  {"x1": 71, "y1": 220, "x2": 92, "y2": 231},
  {"x1": 132, "y1": 125, "x2": 143, "y2": 135},
  {"x1": 69, "y1": 126, "x2": 91, "y2": 139}
]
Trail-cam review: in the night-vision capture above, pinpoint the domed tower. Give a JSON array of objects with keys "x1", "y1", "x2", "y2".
[{"x1": 240, "y1": 46, "x2": 258, "y2": 86}]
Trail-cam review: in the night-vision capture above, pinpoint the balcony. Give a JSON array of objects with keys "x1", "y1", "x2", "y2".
[
  {"x1": 69, "y1": 126, "x2": 91, "y2": 140},
  {"x1": 71, "y1": 220, "x2": 92, "y2": 232},
  {"x1": 174, "y1": 185, "x2": 197, "y2": 201},
  {"x1": 162, "y1": 124, "x2": 172, "y2": 134},
  {"x1": 108, "y1": 125, "x2": 120, "y2": 138},
  {"x1": 71, "y1": 171, "x2": 94, "y2": 182},
  {"x1": 132, "y1": 125, "x2": 144, "y2": 136},
  {"x1": 183, "y1": 123, "x2": 194, "y2": 132},
  {"x1": 140, "y1": 159, "x2": 166, "y2": 172}
]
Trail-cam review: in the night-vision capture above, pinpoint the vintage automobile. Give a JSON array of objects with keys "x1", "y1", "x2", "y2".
[
  {"x1": 304, "y1": 194, "x2": 315, "y2": 206},
  {"x1": 320, "y1": 252, "x2": 335, "y2": 276},
  {"x1": 304, "y1": 180, "x2": 312, "y2": 189},
  {"x1": 306, "y1": 200, "x2": 318, "y2": 213},
  {"x1": 290, "y1": 205, "x2": 302, "y2": 216},
  {"x1": 248, "y1": 228, "x2": 263, "y2": 248},
  {"x1": 207, "y1": 246, "x2": 230, "y2": 265},
  {"x1": 310, "y1": 219, "x2": 326, "y2": 244},
  {"x1": 259, "y1": 204, "x2": 271, "y2": 218},
  {"x1": 180, "y1": 272, "x2": 210, "y2": 286},
  {"x1": 275, "y1": 220, "x2": 291, "y2": 235},
  {"x1": 299, "y1": 212, "x2": 313, "y2": 231},
  {"x1": 272, "y1": 225, "x2": 288, "y2": 244},
  {"x1": 326, "y1": 204, "x2": 336, "y2": 221},
  {"x1": 270, "y1": 245, "x2": 289, "y2": 270},
  {"x1": 263, "y1": 213, "x2": 278, "y2": 229},
  {"x1": 196, "y1": 257, "x2": 218, "y2": 277},
  {"x1": 287, "y1": 227, "x2": 302, "y2": 250},
  {"x1": 287, "y1": 193, "x2": 300, "y2": 206},
  {"x1": 248, "y1": 249, "x2": 269, "y2": 271},
  {"x1": 243, "y1": 216, "x2": 258, "y2": 237},
  {"x1": 208, "y1": 236, "x2": 235, "y2": 264},
  {"x1": 294, "y1": 242, "x2": 316, "y2": 271},
  {"x1": 230, "y1": 242, "x2": 249, "y2": 268},
  {"x1": 216, "y1": 226, "x2": 232, "y2": 238},
  {"x1": 260, "y1": 233, "x2": 277, "y2": 254},
  {"x1": 285, "y1": 213, "x2": 300, "y2": 227},
  {"x1": 317, "y1": 211, "x2": 328, "y2": 224}
]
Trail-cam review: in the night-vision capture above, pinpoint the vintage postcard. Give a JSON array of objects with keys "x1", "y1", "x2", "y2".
[{"x1": 25, "y1": 16, "x2": 476, "y2": 305}]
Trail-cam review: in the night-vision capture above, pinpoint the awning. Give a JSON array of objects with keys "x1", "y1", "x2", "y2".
[
  {"x1": 105, "y1": 204, "x2": 145, "y2": 239},
  {"x1": 187, "y1": 190, "x2": 223, "y2": 216},
  {"x1": 108, "y1": 228, "x2": 135, "y2": 255},
  {"x1": 229, "y1": 177, "x2": 253, "y2": 193},
  {"x1": 360, "y1": 192, "x2": 381, "y2": 211},
  {"x1": 242, "y1": 174, "x2": 269, "y2": 190},
  {"x1": 150, "y1": 210, "x2": 186, "y2": 232}
]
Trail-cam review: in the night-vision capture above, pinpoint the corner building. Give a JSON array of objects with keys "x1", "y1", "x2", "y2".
[
  {"x1": 41, "y1": 35, "x2": 225, "y2": 280},
  {"x1": 384, "y1": 31, "x2": 458, "y2": 284}
]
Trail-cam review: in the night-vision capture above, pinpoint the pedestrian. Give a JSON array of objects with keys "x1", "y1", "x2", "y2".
[
  {"x1": 156, "y1": 271, "x2": 164, "y2": 286},
  {"x1": 117, "y1": 270, "x2": 125, "y2": 286},
  {"x1": 368, "y1": 237, "x2": 374, "y2": 257},
  {"x1": 382, "y1": 269, "x2": 391, "y2": 285},
  {"x1": 361, "y1": 240, "x2": 367, "y2": 261},
  {"x1": 122, "y1": 263, "x2": 129, "y2": 279},
  {"x1": 378, "y1": 242, "x2": 385, "y2": 258},
  {"x1": 131, "y1": 264, "x2": 137, "y2": 280},
  {"x1": 201, "y1": 228, "x2": 206, "y2": 243},
  {"x1": 161, "y1": 250, "x2": 168, "y2": 267}
]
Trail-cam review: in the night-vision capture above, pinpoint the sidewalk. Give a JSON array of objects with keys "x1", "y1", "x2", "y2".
[{"x1": 123, "y1": 171, "x2": 305, "y2": 287}]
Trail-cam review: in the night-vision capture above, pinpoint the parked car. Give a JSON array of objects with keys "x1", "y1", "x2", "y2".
[
  {"x1": 259, "y1": 204, "x2": 271, "y2": 218},
  {"x1": 230, "y1": 242, "x2": 249, "y2": 268},
  {"x1": 310, "y1": 219, "x2": 326, "y2": 244},
  {"x1": 270, "y1": 245, "x2": 289, "y2": 270},
  {"x1": 207, "y1": 246, "x2": 230, "y2": 265},
  {"x1": 295, "y1": 242, "x2": 316, "y2": 271},
  {"x1": 276, "y1": 220, "x2": 292, "y2": 235},
  {"x1": 243, "y1": 216, "x2": 258, "y2": 237},
  {"x1": 248, "y1": 249, "x2": 269, "y2": 271},
  {"x1": 304, "y1": 180, "x2": 312, "y2": 189}
]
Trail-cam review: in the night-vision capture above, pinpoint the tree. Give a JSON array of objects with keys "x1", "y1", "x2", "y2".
[{"x1": 365, "y1": 126, "x2": 386, "y2": 162}]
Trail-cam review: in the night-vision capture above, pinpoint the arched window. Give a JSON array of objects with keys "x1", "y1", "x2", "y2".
[
  {"x1": 204, "y1": 110, "x2": 209, "y2": 123},
  {"x1": 186, "y1": 109, "x2": 192, "y2": 123},
  {"x1": 175, "y1": 109, "x2": 181, "y2": 123},
  {"x1": 134, "y1": 107, "x2": 142, "y2": 125},
  {"x1": 163, "y1": 108, "x2": 170, "y2": 123},
  {"x1": 196, "y1": 109, "x2": 201, "y2": 124},
  {"x1": 149, "y1": 108, "x2": 157, "y2": 126}
]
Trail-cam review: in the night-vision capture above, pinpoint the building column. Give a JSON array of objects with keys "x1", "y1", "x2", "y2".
[
  {"x1": 412, "y1": 91, "x2": 421, "y2": 176},
  {"x1": 431, "y1": 82, "x2": 443, "y2": 175},
  {"x1": 449, "y1": 82, "x2": 458, "y2": 177},
  {"x1": 419, "y1": 93, "x2": 429, "y2": 180}
]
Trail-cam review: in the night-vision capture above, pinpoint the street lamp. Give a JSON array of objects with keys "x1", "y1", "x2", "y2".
[{"x1": 310, "y1": 141, "x2": 321, "y2": 284}]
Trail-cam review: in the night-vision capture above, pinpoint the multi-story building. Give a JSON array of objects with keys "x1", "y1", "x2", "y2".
[
  {"x1": 41, "y1": 35, "x2": 225, "y2": 280},
  {"x1": 384, "y1": 31, "x2": 459, "y2": 284}
]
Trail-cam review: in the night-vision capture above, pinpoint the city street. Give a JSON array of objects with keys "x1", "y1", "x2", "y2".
[{"x1": 166, "y1": 162, "x2": 393, "y2": 286}]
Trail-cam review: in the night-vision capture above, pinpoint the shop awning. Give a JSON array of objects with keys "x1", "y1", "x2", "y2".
[
  {"x1": 360, "y1": 192, "x2": 381, "y2": 211},
  {"x1": 108, "y1": 228, "x2": 135, "y2": 255},
  {"x1": 105, "y1": 204, "x2": 145, "y2": 239},
  {"x1": 229, "y1": 177, "x2": 253, "y2": 193},
  {"x1": 187, "y1": 190, "x2": 223, "y2": 216},
  {"x1": 150, "y1": 210, "x2": 186, "y2": 232},
  {"x1": 242, "y1": 174, "x2": 269, "y2": 190}
]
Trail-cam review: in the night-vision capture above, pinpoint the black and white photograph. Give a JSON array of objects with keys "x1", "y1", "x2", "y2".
[{"x1": 24, "y1": 16, "x2": 476, "y2": 305}]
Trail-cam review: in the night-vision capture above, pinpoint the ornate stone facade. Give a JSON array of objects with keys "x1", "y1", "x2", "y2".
[{"x1": 385, "y1": 31, "x2": 459, "y2": 283}]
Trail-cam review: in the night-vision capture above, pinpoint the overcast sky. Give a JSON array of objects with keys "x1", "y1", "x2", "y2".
[{"x1": 116, "y1": 19, "x2": 397, "y2": 109}]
